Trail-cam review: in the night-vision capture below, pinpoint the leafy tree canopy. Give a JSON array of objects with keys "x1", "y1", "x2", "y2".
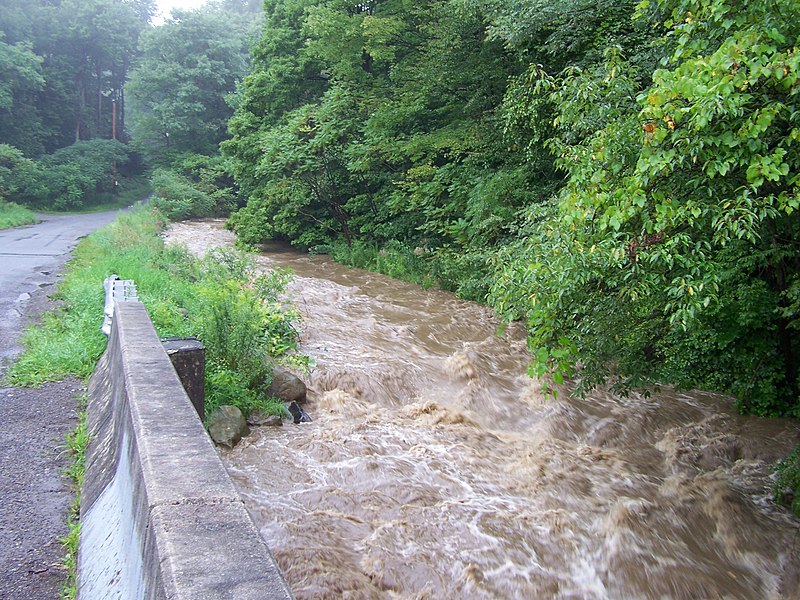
[
  {"x1": 127, "y1": 5, "x2": 258, "y2": 164},
  {"x1": 225, "y1": 0, "x2": 800, "y2": 419}
]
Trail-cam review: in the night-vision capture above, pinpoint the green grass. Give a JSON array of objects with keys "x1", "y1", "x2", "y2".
[
  {"x1": 328, "y1": 239, "x2": 434, "y2": 287},
  {"x1": 775, "y1": 445, "x2": 800, "y2": 517},
  {"x1": 60, "y1": 402, "x2": 87, "y2": 600},
  {"x1": 6, "y1": 206, "x2": 304, "y2": 421},
  {"x1": 327, "y1": 239, "x2": 493, "y2": 302},
  {"x1": 0, "y1": 200, "x2": 38, "y2": 229}
]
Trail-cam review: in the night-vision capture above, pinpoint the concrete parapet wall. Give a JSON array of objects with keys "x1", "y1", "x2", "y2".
[{"x1": 79, "y1": 301, "x2": 292, "y2": 599}]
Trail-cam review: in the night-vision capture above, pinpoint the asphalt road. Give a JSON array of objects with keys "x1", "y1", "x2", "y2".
[
  {"x1": 0, "y1": 210, "x2": 121, "y2": 599},
  {"x1": 0, "y1": 211, "x2": 121, "y2": 373}
]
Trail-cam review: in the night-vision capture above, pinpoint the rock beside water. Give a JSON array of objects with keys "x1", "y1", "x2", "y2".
[
  {"x1": 208, "y1": 405, "x2": 250, "y2": 448},
  {"x1": 247, "y1": 412, "x2": 283, "y2": 427},
  {"x1": 287, "y1": 401, "x2": 312, "y2": 424},
  {"x1": 267, "y1": 366, "x2": 307, "y2": 403}
]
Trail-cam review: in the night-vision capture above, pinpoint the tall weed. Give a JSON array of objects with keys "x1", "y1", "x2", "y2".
[
  {"x1": 0, "y1": 200, "x2": 38, "y2": 229},
  {"x1": 775, "y1": 445, "x2": 800, "y2": 516},
  {"x1": 7, "y1": 207, "x2": 305, "y2": 421},
  {"x1": 195, "y1": 248, "x2": 301, "y2": 418}
]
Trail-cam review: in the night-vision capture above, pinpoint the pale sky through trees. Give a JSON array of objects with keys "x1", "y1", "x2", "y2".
[{"x1": 154, "y1": 0, "x2": 208, "y2": 24}]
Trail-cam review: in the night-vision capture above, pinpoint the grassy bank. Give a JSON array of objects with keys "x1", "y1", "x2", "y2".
[
  {"x1": 60, "y1": 402, "x2": 87, "y2": 599},
  {"x1": 0, "y1": 201, "x2": 38, "y2": 229},
  {"x1": 7, "y1": 206, "x2": 304, "y2": 418},
  {"x1": 326, "y1": 239, "x2": 494, "y2": 303},
  {"x1": 6, "y1": 206, "x2": 306, "y2": 597}
]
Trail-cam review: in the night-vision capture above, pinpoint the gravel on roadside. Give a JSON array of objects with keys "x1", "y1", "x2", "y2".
[
  {"x1": 0, "y1": 380, "x2": 82, "y2": 599},
  {"x1": 0, "y1": 278, "x2": 86, "y2": 599}
]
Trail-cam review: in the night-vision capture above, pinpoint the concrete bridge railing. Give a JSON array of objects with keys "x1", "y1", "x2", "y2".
[{"x1": 78, "y1": 298, "x2": 293, "y2": 599}]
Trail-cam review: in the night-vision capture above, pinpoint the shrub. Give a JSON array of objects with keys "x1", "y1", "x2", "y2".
[
  {"x1": 430, "y1": 247, "x2": 494, "y2": 302},
  {"x1": 37, "y1": 140, "x2": 129, "y2": 210},
  {"x1": 0, "y1": 200, "x2": 37, "y2": 229},
  {"x1": 0, "y1": 143, "x2": 42, "y2": 205},
  {"x1": 199, "y1": 280, "x2": 272, "y2": 383},
  {"x1": 196, "y1": 248, "x2": 303, "y2": 418},
  {"x1": 775, "y1": 446, "x2": 800, "y2": 517},
  {"x1": 173, "y1": 153, "x2": 238, "y2": 215},
  {"x1": 149, "y1": 168, "x2": 215, "y2": 220},
  {"x1": 226, "y1": 194, "x2": 277, "y2": 246}
]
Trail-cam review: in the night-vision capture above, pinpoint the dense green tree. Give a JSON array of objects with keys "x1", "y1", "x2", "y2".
[
  {"x1": 0, "y1": 139, "x2": 129, "y2": 208},
  {"x1": 492, "y1": 0, "x2": 800, "y2": 415},
  {"x1": 0, "y1": 36, "x2": 45, "y2": 155},
  {"x1": 0, "y1": 0, "x2": 152, "y2": 213},
  {"x1": 222, "y1": 0, "x2": 327, "y2": 194},
  {"x1": 225, "y1": 0, "x2": 800, "y2": 420},
  {"x1": 37, "y1": 139, "x2": 130, "y2": 209},
  {"x1": 127, "y1": 6, "x2": 255, "y2": 163},
  {"x1": 225, "y1": 0, "x2": 530, "y2": 258},
  {"x1": 224, "y1": 0, "x2": 646, "y2": 301},
  {"x1": 0, "y1": 0, "x2": 150, "y2": 155},
  {"x1": 0, "y1": 36, "x2": 43, "y2": 111},
  {"x1": 0, "y1": 143, "x2": 41, "y2": 203}
]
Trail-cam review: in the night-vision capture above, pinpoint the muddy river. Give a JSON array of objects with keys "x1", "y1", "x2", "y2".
[{"x1": 166, "y1": 220, "x2": 800, "y2": 599}]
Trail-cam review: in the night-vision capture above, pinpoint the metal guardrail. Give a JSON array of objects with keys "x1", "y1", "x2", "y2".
[{"x1": 101, "y1": 274, "x2": 138, "y2": 336}]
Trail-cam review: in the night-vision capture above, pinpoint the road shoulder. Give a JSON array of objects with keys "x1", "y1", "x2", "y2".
[{"x1": 0, "y1": 281, "x2": 84, "y2": 599}]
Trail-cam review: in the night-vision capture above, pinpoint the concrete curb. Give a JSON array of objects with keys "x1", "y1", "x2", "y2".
[{"x1": 78, "y1": 301, "x2": 293, "y2": 599}]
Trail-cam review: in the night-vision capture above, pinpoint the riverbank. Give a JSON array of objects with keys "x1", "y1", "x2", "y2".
[{"x1": 167, "y1": 219, "x2": 800, "y2": 599}]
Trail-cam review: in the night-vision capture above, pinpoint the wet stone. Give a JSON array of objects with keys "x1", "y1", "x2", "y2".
[
  {"x1": 287, "y1": 401, "x2": 312, "y2": 424},
  {"x1": 267, "y1": 366, "x2": 307, "y2": 404},
  {"x1": 247, "y1": 412, "x2": 283, "y2": 427},
  {"x1": 208, "y1": 405, "x2": 249, "y2": 448}
]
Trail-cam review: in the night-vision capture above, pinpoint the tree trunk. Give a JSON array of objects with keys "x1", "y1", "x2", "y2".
[
  {"x1": 97, "y1": 59, "x2": 103, "y2": 137},
  {"x1": 75, "y1": 73, "x2": 85, "y2": 142},
  {"x1": 118, "y1": 59, "x2": 129, "y2": 141},
  {"x1": 119, "y1": 86, "x2": 125, "y2": 141}
]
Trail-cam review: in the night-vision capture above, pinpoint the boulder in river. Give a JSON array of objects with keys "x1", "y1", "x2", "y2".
[
  {"x1": 247, "y1": 412, "x2": 283, "y2": 427},
  {"x1": 287, "y1": 401, "x2": 312, "y2": 424},
  {"x1": 267, "y1": 366, "x2": 307, "y2": 403},
  {"x1": 208, "y1": 405, "x2": 250, "y2": 448}
]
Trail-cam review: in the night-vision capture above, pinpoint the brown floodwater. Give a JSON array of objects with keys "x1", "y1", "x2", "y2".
[{"x1": 166, "y1": 220, "x2": 800, "y2": 599}]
